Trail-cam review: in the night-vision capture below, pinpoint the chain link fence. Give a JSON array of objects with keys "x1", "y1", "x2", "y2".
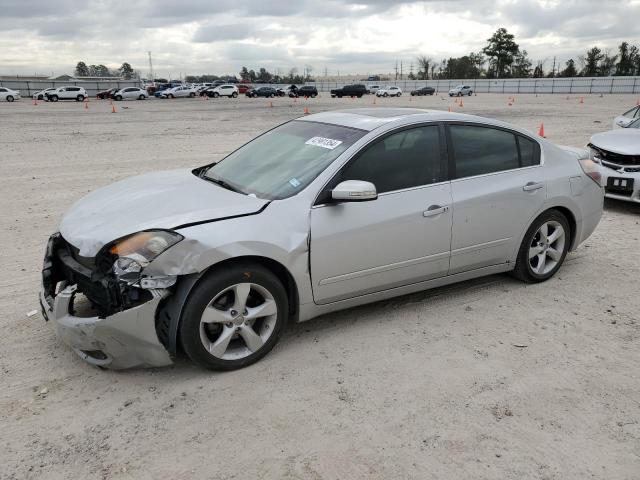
[{"x1": 307, "y1": 76, "x2": 640, "y2": 94}]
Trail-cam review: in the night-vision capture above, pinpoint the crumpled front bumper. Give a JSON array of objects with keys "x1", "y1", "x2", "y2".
[{"x1": 40, "y1": 285, "x2": 173, "y2": 369}]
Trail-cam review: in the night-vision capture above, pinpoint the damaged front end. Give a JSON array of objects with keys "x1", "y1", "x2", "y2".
[{"x1": 40, "y1": 232, "x2": 178, "y2": 369}]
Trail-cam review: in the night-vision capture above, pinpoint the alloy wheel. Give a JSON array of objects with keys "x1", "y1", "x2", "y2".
[
  {"x1": 199, "y1": 283, "x2": 278, "y2": 360},
  {"x1": 529, "y1": 220, "x2": 565, "y2": 275}
]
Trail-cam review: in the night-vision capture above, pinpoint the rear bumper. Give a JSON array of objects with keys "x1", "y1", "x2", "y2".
[{"x1": 40, "y1": 284, "x2": 173, "y2": 369}]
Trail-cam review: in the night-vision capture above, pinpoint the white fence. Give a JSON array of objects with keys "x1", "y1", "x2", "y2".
[
  {"x1": 307, "y1": 76, "x2": 640, "y2": 94},
  {"x1": 0, "y1": 80, "x2": 143, "y2": 97}
]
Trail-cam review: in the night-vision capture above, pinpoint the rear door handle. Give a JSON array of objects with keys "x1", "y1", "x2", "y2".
[
  {"x1": 523, "y1": 182, "x2": 544, "y2": 192},
  {"x1": 423, "y1": 205, "x2": 449, "y2": 217}
]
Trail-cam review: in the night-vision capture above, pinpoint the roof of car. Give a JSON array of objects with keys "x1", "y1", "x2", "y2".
[{"x1": 298, "y1": 108, "x2": 513, "y2": 132}]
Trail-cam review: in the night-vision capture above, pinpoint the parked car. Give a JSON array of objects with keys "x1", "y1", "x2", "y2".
[
  {"x1": 376, "y1": 86, "x2": 402, "y2": 97},
  {"x1": 290, "y1": 86, "x2": 318, "y2": 98},
  {"x1": 237, "y1": 84, "x2": 253, "y2": 94},
  {"x1": 613, "y1": 105, "x2": 640, "y2": 129},
  {"x1": 33, "y1": 88, "x2": 56, "y2": 100},
  {"x1": 45, "y1": 86, "x2": 87, "y2": 102},
  {"x1": 449, "y1": 85, "x2": 473, "y2": 96},
  {"x1": 589, "y1": 121, "x2": 640, "y2": 203},
  {"x1": 40, "y1": 108, "x2": 603, "y2": 371},
  {"x1": 0, "y1": 87, "x2": 20, "y2": 102},
  {"x1": 411, "y1": 86, "x2": 435, "y2": 96},
  {"x1": 96, "y1": 88, "x2": 118, "y2": 100},
  {"x1": 159, "y1": 85, "x2": 197, "y2": 99},
  {"x1": 207, "y1": 84, "x2": 239, "y2": 98},
  {"x1": 367, "y1": 85, "x2": 381, "y2": 94},
  {"x1": 154, "y1": 83, "x2": 181, "y2": 97},
  {"x1": 113, "y1": 87, "x2": 149, "y2": 101},
  {"x1": 246, "y1": 87, "x2": 277, "y2": 98},
  {"x1": 330, "y1": 84, "x2": 367, "y2": 98}
]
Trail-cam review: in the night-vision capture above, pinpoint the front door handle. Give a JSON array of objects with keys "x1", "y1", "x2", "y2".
[
  {"x1": 423, "y1": 205, "x2": 449, "y2": 217},
  {"x1": 523, "y1": 182, "x2": 544, "y2": 192}
]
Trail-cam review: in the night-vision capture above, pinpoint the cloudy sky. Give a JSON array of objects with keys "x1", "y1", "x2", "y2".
[{"x1": 1, "y1": 0, "x2": 639, "y2": 78}]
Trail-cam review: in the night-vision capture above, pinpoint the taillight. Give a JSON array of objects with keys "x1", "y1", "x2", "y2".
[{"x1": 578, "y1": 158, "x2": 603, "y2": 186}]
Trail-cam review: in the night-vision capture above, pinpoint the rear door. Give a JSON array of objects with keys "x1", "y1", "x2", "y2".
[
  {"x1": 447, "y1": 123, "x2": 546, "y2": 273},
  {"x1": 310, "y1": 124, "x2": 452, "y2": 304}
]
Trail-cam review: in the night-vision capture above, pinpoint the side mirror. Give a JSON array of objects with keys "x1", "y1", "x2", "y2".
[{"x1": 331, "y1": 180, "x2": 378, "y2": 202}]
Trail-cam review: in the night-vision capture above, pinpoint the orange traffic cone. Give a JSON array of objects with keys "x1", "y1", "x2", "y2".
[
  {"x1": 373, "y1": 97, "x2": 376, "y2": 105},
  {"x1": 269, "y1": 101, "x2": 273, "y2": 108},
  {"x1": 304, "y1": 107, "x2": 310, "y2": 115},
  {"x1": 448, "y1": 106, "x2": 451, "y2": 112},
  {"x1": 111, "y1": 104, "x2": 116, "y2": 113},
  {"x1": 579, "y1": 97, "x2": 584, "y2": 104},
  {"x1": 33, "y1": 98, "x2": 38, "y2": 106},
  {"x1": 538, "y1": 123, "x2": 545, "y2": 138},
  {"x1": 459, "y1": 99, "x2": 464, "y2": 107},
  {"x1": 508, "y1": 101, "x2": 513, "y2": 106},
  {"x1": 84, "y1": 101, "x2": 88, "y2": 109}
]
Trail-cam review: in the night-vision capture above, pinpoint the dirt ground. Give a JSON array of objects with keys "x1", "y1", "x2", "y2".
[{"x1": 1, "y1": 93, "x2": 639, "y2": 480}]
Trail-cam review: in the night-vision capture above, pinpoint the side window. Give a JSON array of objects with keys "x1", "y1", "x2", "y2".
[
  {"x1": 517, "y1": 135, "x2": 541, "y2": 167},
  {"x1": 0, "y1": 88, "x2": 6, "y2": 93},
  {"x1": 450, "y1": 125, "x2": 519, "y2": 178},
  {"x1": 339, "y1": 125, "x2": 443, "y2": 193},
  {"x1": 69, "y1": 87, "x2": 79, "y2": 91}
]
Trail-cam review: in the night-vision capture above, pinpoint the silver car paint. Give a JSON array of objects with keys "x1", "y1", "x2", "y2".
[{"x1": 46, "y1": 109, "x2": 604, "y2": 368}]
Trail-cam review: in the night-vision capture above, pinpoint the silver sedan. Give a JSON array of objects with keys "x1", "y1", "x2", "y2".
[{"x1": 40, "y1": 108, "x2": 604, "y2": 370}]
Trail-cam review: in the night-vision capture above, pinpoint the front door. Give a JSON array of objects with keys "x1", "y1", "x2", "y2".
[{"x1": 310, "y1": 124, "x2": 452, "y2": 304}]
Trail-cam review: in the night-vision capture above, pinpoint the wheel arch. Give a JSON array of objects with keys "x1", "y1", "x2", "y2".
[{"x1": 157, "y1": 255, "x2": 300, "y2": 356}]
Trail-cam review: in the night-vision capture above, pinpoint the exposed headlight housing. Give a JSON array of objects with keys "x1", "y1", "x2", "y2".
[{"x1": 108, "y1": 230, "x2": 183, "y2": 286}]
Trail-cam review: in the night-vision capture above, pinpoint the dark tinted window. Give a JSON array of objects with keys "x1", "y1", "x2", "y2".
[
  {"x1": 450, "y1": 125, "x2": 519, "y2": 178},
  {"x1": 340, "y1": 126, "x2": 443, "y2": 193},
  {"x1": 518, "y1": 135, "x2": 540, "y2": 167},
  {"x1": 68, "y1": 87, "x2": 80, "y2": 91}
]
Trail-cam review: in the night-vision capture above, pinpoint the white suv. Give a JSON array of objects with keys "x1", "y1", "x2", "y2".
[
  {"x1": 209, "y1": 84, "x2": 239, "y2": 98},
  {"x1": 46, "y1": 86, "x2": 87, "y2": 102},
  {"x1": 376, "y1": 86, "x2": 402, "y2": 97}
]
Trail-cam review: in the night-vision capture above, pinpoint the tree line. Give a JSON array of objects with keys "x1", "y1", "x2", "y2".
[
  {"x1": 74, "y1": 61, "x2": 136, "y2": 79},
  {"x1": 410, "y1": 28, "x2": 640, "y2": 80}
]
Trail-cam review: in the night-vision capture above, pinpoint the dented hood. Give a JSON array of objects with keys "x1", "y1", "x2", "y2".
[
  {"x1": 60, "y1": 169, "x2": 268, "y2": 257},
  {"x1": 590, "y1": 129, "x2": 640, "y2": 156}
]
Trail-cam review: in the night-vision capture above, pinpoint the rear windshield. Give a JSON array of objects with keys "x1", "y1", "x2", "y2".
[{"x1": 204, "y1": 120, "x2": 366, "y2": 200}]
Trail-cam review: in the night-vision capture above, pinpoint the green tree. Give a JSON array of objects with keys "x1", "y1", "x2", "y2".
[
  {"x1": 512, "y1": 50, "x2": 532, "y2": 77},
  {"x1": 599, "y1": 51, "x2": 618, "y2": 76},
  {"x1": 580, "y1": 47, "x2": 604, "y2": 76},
  {"x1": 532, "y1": 61, "x2": 544, "y2": 78},
  {"x1": 614, "y1": 42, "x2": 638, "y2": 76},
  {"x1": 482, "y1": 27, "x2": 520, "y2": 78},
  {"x1": 239, "y1": 66, "x2": 250, "y2": 81},
  {"x1": 560, "y1": 59, "x2": 577, "y2": 77},
  {"x1": 416, "y1": 55, "x2": 431, "y2": 80},
  {"x1": 119, "y1": 62, "x2": 134, "y2": 79},
  {"x1": 75, "y1": 61, "x2": 89, "y2": 77}
]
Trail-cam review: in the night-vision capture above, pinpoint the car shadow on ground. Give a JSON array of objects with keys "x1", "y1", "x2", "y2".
[{"x1": 604, "y1": 198, "x2": 640, "y2": 215}]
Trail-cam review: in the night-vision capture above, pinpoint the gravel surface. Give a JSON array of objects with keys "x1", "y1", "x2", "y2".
[{"x1": 1, "y1": 93, "x2": 639, "y2": 480}]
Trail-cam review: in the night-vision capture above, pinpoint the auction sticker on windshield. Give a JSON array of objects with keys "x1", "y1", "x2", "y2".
[{"x1": 305, "y1": 137, "x2": 343, "y2": 149}]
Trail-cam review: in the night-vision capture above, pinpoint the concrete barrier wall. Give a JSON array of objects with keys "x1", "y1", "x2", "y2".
[
  {"x1": 306, "y1": 76, "x2": 640, "y2": 94},
  {"x1": 0, "y1": 80, "x2": 143, "y2": 97}
]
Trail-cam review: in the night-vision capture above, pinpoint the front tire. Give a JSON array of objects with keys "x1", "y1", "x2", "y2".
[
  {"x1": 180, "y1": 263, "x2": 288, "y2": 370},
  {"x1": 6, "y1": 95, "x2": 14, "y2": 102},
  {"x1": 115, "y1": 95, "x2": 122, "y2": 101},
  {"x1": 139, "y1": 94, "x2": 145, "y2": 100},
  {"x1": 512, "y1": 210, "x2": 570, "y2": 283},
  {"x1": 232, "y1": 92, "x2": 238, "y2": 98},
  {"x1": 50, "y1": 95, "x2": 58, "y2": 102},
  {"x1": 76, "y1": 95, "x2": 85, "y2": 102}
]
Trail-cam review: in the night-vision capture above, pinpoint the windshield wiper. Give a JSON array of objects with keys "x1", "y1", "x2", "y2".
[{"x1": 203, "y1": 175, "x2": 245, "y2": 194}]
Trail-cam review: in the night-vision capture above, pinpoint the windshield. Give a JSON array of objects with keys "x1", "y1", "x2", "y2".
[{"x1": 204, "y1": 120, "x2": 366, "y2": 199}]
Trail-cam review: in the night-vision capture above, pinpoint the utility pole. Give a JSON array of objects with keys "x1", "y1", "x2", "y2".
[
  {"x1": 551, "y1": 56, "x2": 556, "y2": 77},
  {"x1": 400, "y1": 60, "x2": 403, "y2": 80},
  {"x1": 394, "y1": 61, "x2": 398, "y2": 81},
  {"x1": 148, "y1": 51, "x2": 154, "y2": 81}
]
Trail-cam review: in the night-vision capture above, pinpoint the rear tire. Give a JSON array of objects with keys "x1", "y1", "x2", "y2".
[
  {"x1": 180, "y1": 263, "x2": 288, "y2": 370},
  {"x1": 189, "y1": 92, "x2": 196, "y2": 97},
  {"x1": 213, "y1": 92, "x2": 219, "y2": 98},
  {"x1": 511, "y1": 209, "x2": 570, "y2": 283}
]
